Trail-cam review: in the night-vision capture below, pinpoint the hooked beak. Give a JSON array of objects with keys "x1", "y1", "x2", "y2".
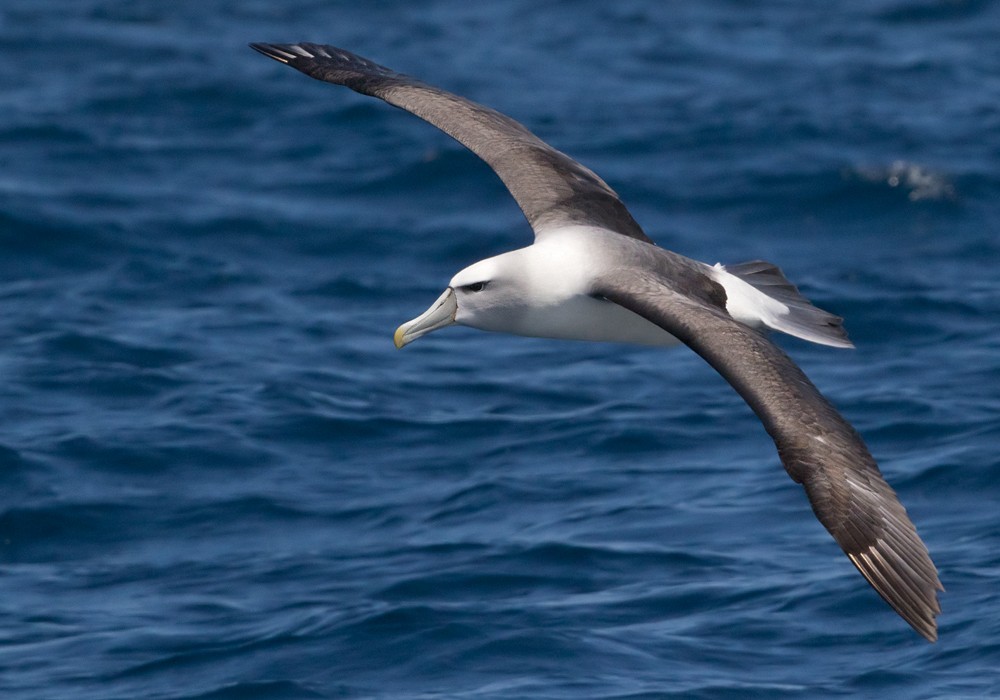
[{"x1": 393, "y1": 287, "x2": 457, "y2": 348}]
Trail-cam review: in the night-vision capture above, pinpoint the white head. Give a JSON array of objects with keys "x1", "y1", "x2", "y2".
[{"x1": 393, "y1": 250, "x2": 533, "y2": 347}]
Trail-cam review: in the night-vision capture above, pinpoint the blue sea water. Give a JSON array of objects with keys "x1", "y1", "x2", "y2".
[{"x1": 2, "y1": 1, "x2": 999, "y2": 697}]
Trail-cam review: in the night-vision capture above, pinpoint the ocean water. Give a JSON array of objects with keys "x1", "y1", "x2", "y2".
[{"x1": 2, "y1": 1, "x2": 999, "y2": 697}]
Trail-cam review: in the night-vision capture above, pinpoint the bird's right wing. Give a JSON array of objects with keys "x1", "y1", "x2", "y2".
[
  {"x1": 592, "y1": 268, "x2": 943, "y2": 641},
  {"x1": 250, "y1": 42, "x2": 652, "y2": 243}
]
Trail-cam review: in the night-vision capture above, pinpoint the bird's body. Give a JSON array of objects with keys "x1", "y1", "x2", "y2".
[
  {"x1": 426, "y1": 224, "x2": 846, "y2": 348},
  {"x1": 251, "y1": 41, "x2": 943, "y2": 640}
]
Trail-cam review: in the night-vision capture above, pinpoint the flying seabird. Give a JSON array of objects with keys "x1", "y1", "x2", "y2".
[{"x1": 250, "y1": 42, "x2": 943, "y2": 641}]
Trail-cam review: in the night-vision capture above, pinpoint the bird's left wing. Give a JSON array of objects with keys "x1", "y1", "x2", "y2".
[
  {"x1": 591, "y1": 269, "x2": 943, "y2": 641},
  {"x1": 250, "y1": 42, "x2": 652, "y2": 243}
]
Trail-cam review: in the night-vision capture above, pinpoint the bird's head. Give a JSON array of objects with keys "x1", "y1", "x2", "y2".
[{"x1": 393, "y1": 252, "x2": 530, "y2": 348}]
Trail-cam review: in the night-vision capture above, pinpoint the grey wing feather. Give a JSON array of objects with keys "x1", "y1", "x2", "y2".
[
  {"x1": 593, "y1": 269, "x2": 942, "y2": 641},
  {"x1": 250, "y1": 42, "x2": 651, "y2": 243}
]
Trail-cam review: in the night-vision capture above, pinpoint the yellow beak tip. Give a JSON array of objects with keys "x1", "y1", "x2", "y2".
[{"x1": 393, "y1": 326, "x2": 407, "y2": 349}]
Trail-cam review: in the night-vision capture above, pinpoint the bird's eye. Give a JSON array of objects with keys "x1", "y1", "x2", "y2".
[{"x1": 464, "y1": 282, "x2": 487, "y2": 292}]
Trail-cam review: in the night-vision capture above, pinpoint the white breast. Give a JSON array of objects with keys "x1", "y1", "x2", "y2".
[
  {"x1": 512, "y1": 293, "x2": 681, "y2": 346},
  {"x1": 506, "y1": 227, "x2": 680, "y2": 346}
]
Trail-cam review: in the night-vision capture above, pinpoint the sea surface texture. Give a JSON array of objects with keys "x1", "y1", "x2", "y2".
[{"x1": 2, "y1": 1, "x2": 998, "y2": 698}]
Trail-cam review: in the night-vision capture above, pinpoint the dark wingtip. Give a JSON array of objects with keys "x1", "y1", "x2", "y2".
[{"x1": 847, "y1": 543, "x2": 943, "y2": 643}]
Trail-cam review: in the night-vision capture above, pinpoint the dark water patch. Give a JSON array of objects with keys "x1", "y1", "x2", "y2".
[
  {"x1": 250, "y1": 411, "x2": 437, "y2": 446},
  {"x1": 423, "y1": 479, "x2": 545, "y2": 526},
  {"x1": 161, "y1": 495, "x2": 315, "y2": 531},
  {"x1": 183, "y1": 680, "x2": 325, "y2": 700},
  {"x1": 0, "y1": 444, "x2": 34, "y2": 476},
  {"x1": 378, "y1": 570, "x2": 561, "y2": 604},
  {"x1": 590, "y1": 417, "x2": 738, "y2": 457},
  {"x1": 17, "y1": 360, "x2": 188, "y2": 403},
  {"x1": 83, "y1": 82, "x2": 262, "y2": 137},
  {"x1": 890, "y1": 436, "x2": 1000, "y2": 495},
  {"x1": 50, "y1": 428, "x2": 281, "y2": 479},
  {"x1": 108, "y1": 628, "x2": 312, "y2": 687},
  {"x1": 54, "y1": 435, "x2": 183, "y2": 475},
  {"x1": 0, "y1": 446, "x2": 58, "y2": 516},
  {"x1": 496, "y1": 541, "x2": 727, "y2": 584},
  {"x1": 290, "y1": 275, "x2": 387, "y2": 301},
  {"x1": 0, "y1": 501, "x2": 144, "y2": 563},
  {"x1": 40, "y1": 331, "x2": 194, "y2": 369},
  {"x1": 0, "y1": 210, "x2": 115, "y2": 275},
  {"x1": 876, "y1": 0, "x2": 994, "y2": 23},
  {"x1": 0, "y1": 123, "x2": 93, "y2": 146}
]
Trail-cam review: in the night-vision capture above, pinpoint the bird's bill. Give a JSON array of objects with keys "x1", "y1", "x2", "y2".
[{"x1": 393, "y1": 287, "x2": 458, "y2": 348}]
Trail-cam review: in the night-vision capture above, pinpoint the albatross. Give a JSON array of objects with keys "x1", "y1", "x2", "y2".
[{"x1": 250, "y1": 42, "x2": 943, "y2": 641}]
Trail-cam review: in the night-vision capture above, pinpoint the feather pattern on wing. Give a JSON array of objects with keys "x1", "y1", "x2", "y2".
[
  {"x1": 250, "y1": 42, "x2": 651, "y2": 242},
  {"x1": 592, "y1": 269, "x2": 943, "y2": 641}
]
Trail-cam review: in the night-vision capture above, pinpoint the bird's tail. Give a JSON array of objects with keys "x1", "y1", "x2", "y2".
[{"x1": 719, "y1": 260, "x2": 854, "y2": 349}]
